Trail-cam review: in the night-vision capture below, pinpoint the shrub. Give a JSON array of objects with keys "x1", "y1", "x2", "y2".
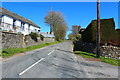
[
  {"x1": 74, "y1": 34, "x2": 81, "y2": 40},
  {"x1": 40, "y1": 34, "x2": 44, "y2": 41},
  {"x1": 29, "y1": 32, "x2": 39, "y2": 42},
  {"x1": 82, "y1": 18, "x2": 118, "y2": 45}
]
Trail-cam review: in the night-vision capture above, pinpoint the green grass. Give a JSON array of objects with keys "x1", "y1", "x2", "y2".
[
  {"x1": 1, "y1": 41, "x2": 64, "y2": 58},
  {"x1": 74, "y1": 51, "x2": 120, "y2": 66}
]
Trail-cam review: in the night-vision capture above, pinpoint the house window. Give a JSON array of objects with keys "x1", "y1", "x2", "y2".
[
  {"x1": 35, "y1": 29, "x2": 37, "y2": 32},
  {"x1": 7, "y1": 24, "x2": 10, "y2": 28},
  {"x1": 4, "y1": 23, "x2": 7, "y2": 28}
]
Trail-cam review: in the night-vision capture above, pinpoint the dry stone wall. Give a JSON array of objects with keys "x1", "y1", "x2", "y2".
[
  {"x1": 44, "y1": 37, "x2": 55, "y2": 43},
  {"x1": 2, "y1": 32, "x2": 24, "y2": 48},
  {"x1": 100, "y1": 46, "x2": 120, "y2": 59},
  {"x1": 24, "y1": 35, "x2": 44, "y2": 47},
  {"x1": 73, "y1": 40, "x2": 120, "y2": 59},
  {"x1": 2, "y1": 32, "x2": 55, "y2": 49}
]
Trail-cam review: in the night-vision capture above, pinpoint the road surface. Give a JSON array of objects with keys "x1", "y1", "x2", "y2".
[{"x1": 1, "y1": 41, "x2": 119, "y2": 78}]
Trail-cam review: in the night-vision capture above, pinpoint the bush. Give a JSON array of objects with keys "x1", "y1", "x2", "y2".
[
  {"x1": 74, "y1": 34, "x2": 81, "y2": 40},
  {"x1": 29, "y1": 32, "x2": 39, "y2": 42},
  {"x1": 82, "y1": 18, "x2": 118, "y2": 45},
  {"x1": 40, "y1": 34, "x2": 44, "y2": 41}
]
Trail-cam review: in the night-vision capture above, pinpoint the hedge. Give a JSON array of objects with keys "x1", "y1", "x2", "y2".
[{"x1": 82, "y1": 18, "x2": 120, "y2": 46}]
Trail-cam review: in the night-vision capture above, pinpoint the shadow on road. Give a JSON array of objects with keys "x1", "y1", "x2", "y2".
[
  {"x1": 41, "y1": 60, "x2": 84, "y2": 78},
  {"x1": 56, "y1": 49, "x2": 73, "y2": 53}
]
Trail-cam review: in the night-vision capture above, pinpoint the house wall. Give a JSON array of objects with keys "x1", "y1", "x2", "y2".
[
  {"x1": 1, "y1": 15, "x2": 13, "y2": 31},
  {"x1": 22, "y1": 23, "x2": 29, "y2": 35},
  {"x1": 15, "y1": 20, "x2": 21, "y2": 26},
  {"x1": 1, "y1": 15, "x2": 40, "y2": 35},
  {"x1": 2, "y1": 15, "x2": 13, "y2": 25},
  {"x1": 34, "y1": 27, "x2": 40, "y2": 32},
  {"x1": 30, "y1": 25, "x2": 35, "y2": 32},
  {"x1": 15, "y1": 20, "x2": 21, "y2": 33}
]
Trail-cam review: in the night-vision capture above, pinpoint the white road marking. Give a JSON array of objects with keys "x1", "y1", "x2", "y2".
[
  {"x1": 19, "y1": 50, "x2": 55, "y2": 76},
  {"x1": 48, "y1": 50, "x2": 54, "y2": 55},
  {"x1": 75, "y1": 56, "x2": 77, "y2": 59},
  {"x1": 19, "y1": 58, "x2": 44, "y2": 76}
]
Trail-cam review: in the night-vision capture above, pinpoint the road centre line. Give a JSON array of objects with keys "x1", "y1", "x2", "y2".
[
  {"x1": 19, "y1": 58, "x2": 44, "y2": 76},
  {"x1": 75, "y1": 56, "x2": 77, "y2": 59},
  {"x1": 48, "y1": 50, "x2": 54, "y2": 55},
  {"x1": 19, "y1": 50, "x2": 55, "y2": 76}
]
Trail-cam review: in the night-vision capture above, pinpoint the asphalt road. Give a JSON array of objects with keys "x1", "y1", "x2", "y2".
[{"x1": 1, "y1": 41, "x2": 119, "y2": 78}]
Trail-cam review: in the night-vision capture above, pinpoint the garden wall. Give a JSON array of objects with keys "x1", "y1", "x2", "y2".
[
  {"x1": 1, "y1": 31, "x2": 55, "y2": 49},
  {"x1": 44, "y1": 37, "x2": 55, "y2": 43},
  {"x1": 73, "y1": 40, "x2": 120, "y2": 59}
]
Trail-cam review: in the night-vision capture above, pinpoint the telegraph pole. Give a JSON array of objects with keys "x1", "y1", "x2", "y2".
[
  {"x1": 50, "y1": 6, "x2": 52, "y2": 34},
  {"x1": 96, "y1": 0, "x2": 101, "y2": 58}
]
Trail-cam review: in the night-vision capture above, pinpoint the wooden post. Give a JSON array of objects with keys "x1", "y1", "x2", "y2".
[
  {"x1": 50, "y1": 7, "x2": 52, "y2": 34},
  {"x1": 96, "y1": 0, "x2": 101, "y2": 58}
]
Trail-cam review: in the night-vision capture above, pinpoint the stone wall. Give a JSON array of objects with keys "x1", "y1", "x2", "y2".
[
  {"x1": 100, "y1": 46, "x2": 120, "y2": 59},
  {"x1": 73, "y1": 40, "x2": 120, "y2": 59},
  {"x1": 73, "y1": 40, "x2": 96, "y2": 53},
  {"x1": 2, "y1": 32, "x2": 24, "y2": 48},
  {"x1": 44, "y1": 37, "x2": 55, "y2": 43},
  {"x1": 2, "y1": 32, "x2": 55, "y2": 49},
  {"x1": 24, "y1": 35, "x2": 44, "y2": 47}
]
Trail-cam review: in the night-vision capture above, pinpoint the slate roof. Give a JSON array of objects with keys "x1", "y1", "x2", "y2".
[{"x1": 0, "y1": 7, "x2": 40, "y2": 28}]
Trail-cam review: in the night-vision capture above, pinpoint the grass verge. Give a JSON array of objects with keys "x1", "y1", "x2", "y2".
[
  {"x1": 1, "y1": 41, "x2": 63, "y2": 58},
  {"x1": 74, "y1": 51, "x2": 120, "y2": 66}
]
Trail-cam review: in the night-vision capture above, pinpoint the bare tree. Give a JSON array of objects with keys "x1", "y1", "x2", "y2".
[{"x1": 44, "y1": 11, "x2": 68, "y2": 41}]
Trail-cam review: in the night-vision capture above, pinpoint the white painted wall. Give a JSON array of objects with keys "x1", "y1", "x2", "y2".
[
  {"x1": 15, "y1": 20, "x2": 21, "y2": 32},
  {"x1": 34, "y1": 27, "x2": 40, "y2": 32},
  {"x1": 24, "y1": 23, "x2": 29, "y2": 34},
  {"x1": 1, "y1": 15, "x2": 13, "y2": 31},
  {"x1": 2, "y1": 15, "x2": 13, "y2": 25},
  {"x1": 30, "y1": 25, "x2": 35, "y2": 32},
  {"x1": 24, "y1": 23, "x2": 28, "y2": 31},
  {"x1": 1, "y1": 15, "x2": 40, "y2": 35},
  {"x1": 15, "y1": 20, "x2": 21, "y2": 26}
]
